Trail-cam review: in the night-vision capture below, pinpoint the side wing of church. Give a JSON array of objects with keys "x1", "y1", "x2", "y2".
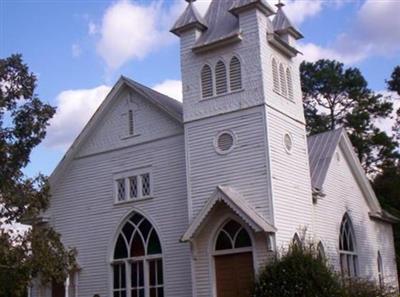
[{"x1": 32, "y1": 1, "x2": 399, "y2": 297}]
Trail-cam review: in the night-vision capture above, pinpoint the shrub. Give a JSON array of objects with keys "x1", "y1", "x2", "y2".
[
  {"x1": 253, "y1": 242, "x2": 397, "y2": 297},
  {"x1": 342, "y1": 278, "x2": 393, "y2": 297},
  {"x1": 254, "y1": 243, "x2": 342, "y2": 297}
]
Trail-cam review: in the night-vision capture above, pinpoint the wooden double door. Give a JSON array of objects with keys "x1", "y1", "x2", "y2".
[{"x1": 214, "y1": 252, "x2": 254, "y2": 297}]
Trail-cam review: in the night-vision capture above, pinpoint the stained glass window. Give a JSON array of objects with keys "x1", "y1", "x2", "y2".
[
  {"x1": 113, "y1": 212, "x2": 163, "y2": 297},
  {"x1": 215, "y1": 220, "x2": 252, "y2": 251}
]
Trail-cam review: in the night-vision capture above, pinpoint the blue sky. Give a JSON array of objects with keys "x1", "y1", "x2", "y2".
[{"x1": 1, "y1": 0, "x2": 399, "y2": 177}]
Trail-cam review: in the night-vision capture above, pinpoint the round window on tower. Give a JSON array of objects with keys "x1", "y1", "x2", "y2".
[
  {"x1": 214, "y1": 131, "x2": 236, "y2": 154},
  {"x1": 283, "y1": 133, "x2": 293, "y2": 153}
]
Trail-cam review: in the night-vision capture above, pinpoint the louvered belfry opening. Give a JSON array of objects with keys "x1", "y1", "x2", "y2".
[
  {"x1": 286, "y1": 68, "x2": 293, "y2": 99},
  {"x1": 215, "y1": 60, "x2": 228, "y2": 95},
  {"x1": 279, "y1": 63, "x2": 287, "y2": 97},
  {"x1": 229, "y1": 56, "x2": 242, "y2": 91},
  {"x1": 201, "y1": 64, "x2": 213, "y2": 98},
  {"x1": 272, "y1": 58, "x2": 279, "y2": 92}
]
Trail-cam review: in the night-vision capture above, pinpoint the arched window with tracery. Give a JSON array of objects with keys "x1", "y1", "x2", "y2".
[
  {"x1": 279, "y1": 63, "x2": 287, "y2": 97},
  {"x1": 201, "y1": 64, "x2": 213, "y2": 98},
  {"x1": 215, "y1": 219, "x2": 252, "y2": 251},
  {"x1": 272, "y1": 58, "x2": 279, "y2": 92},
  {"x1": 112, "y1": 212, "x2": 163, "y2": 297},
  {"x1": 286, "y1": 68, "x2": 293, "y2": 100},
  {"x1": 339, "y1": 214, "x2": 358, "y2": 277},
  {"x1": 215, "y1": 60, "x2": 228, "y2": 95},
  {"x1": 229, "y1": 56, "x2": 242, "y2": 91}
]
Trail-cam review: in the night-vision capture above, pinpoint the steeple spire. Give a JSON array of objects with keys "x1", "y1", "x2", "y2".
[
  {"x1": 170, "y1": 0, "x2": 207, "y2": 36},
  {"x1": 275, "y1": 0, "x2": 285, "y2": 9},
  {"x1": 272, "y1": 0, "x2": 303, "y2": 40}
]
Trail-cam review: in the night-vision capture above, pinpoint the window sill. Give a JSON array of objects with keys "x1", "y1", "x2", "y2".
[
  {"x1": 273, "y1": 90, "x2": 295, "y2": 102},
  {"x1": 114, "y1": 196, "x2": 153, "y2": 205},
  {"x1": 120, "y1": 133, "x2": 141, "y2": 140},
  {"x1": 201, "y1": 88, "x2": 244, "y2": 101}
]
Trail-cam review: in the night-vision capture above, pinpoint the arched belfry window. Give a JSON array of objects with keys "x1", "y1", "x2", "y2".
[
  {"x1": 229, "y1": 56, "x2": 242, "y2": 91},
  {"x1": 215, "y1": 60, "x2": 228, "y2": 95},
  {"x1": 112, "y1": 212, "x2": 163, "y2": 297},
  {"x1": 286, "y1": 68, "x2": 293, "y2": 100},
  {"x1": 201, "y1": 64, "x2": 213, "y2": 98},
  {"x1": 339, "y1": 214, "x2": 358, "y2": 277},
  {"x1": 215, "y1": 220, "x2": 252, "y2": 251},
  {"x1": 272, "y1": 58, "x2": 279, "y2": 92},
  {"x1": 279, "y1": 63, "x2": 287, "y2": 97}
]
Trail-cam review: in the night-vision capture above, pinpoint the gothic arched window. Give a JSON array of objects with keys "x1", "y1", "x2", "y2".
[
  {"x1": 215, "y1": 220, "x2": 252, "y2": 251},
  {"x1": 292, "y1": 233, "x2": 301, "y2": 247},
  {"x1": 286, "y1": 68, "x2": 293, "y2": 100},
  {"x1": 339, "y1": 214, "x2": 358, "y2": 277},
  {"x1": 317, "y1": 241, "x2": 326, "y2": 259},
  {"x1": 229, "y1": 56, "x2": 242, "y2": 91},
  {"x1": 378, "y1": 251, "x2": 384, "y2": 287},
  {"x1": 279, "y1": 63, "x2": 287, "y2": 97},
  {"x1": 201, "y1": 64, "x2": 213, "y2": 98},
  {"x1": 272, "y1": 58, "x2": 279, "y2": 92},
  {"x1": 112, "y1": 212, "x2": 163, "y2": 297},
  {"x1": 215, "y1": 60, "x2": 228, "y2": 95}
]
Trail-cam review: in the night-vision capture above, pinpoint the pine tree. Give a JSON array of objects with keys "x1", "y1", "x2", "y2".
[{"x1": 300, "y1": 59, "x2": 399, "y2": 174}]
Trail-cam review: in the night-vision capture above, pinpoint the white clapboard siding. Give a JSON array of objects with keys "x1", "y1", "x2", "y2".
[
  {"x1": 266, "y1": 107, "x2": 314, "y2": 248},
  {"x1": 185, "y1": 106, "x2": 273, "y2": 223},
  {"x1": 314, "y1": 145, "x2": 399, "y2": 287}
]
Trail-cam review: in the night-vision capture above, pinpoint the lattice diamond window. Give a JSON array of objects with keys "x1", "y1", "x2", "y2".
[
  {"x1": 141, "y1": 174, "x2": 151, "y2": 197},
  {"x1": 117, "y1": 179, "x2": 126, "y2": 201},
  {"x1": 129, "y1": 176, "x2": 138, "y2": 199}
]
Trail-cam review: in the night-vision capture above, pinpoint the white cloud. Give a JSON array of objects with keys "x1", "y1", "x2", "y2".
[
  {"x1": 299, "y1": 0, "x2": 400, "y2": 64},
  {"x1": 88, "y1": 21, "x2": 97, "y2": 35},
  {"x1": 45, "y1": 85, "x2": 111, "y2": 150},
  {"x1": 72, "y1": 43, "x2": 82, "y2": 58},
  {"x1": 298, "y1": 42, "x2": 368, "y2": 64},
  {"x1": 285, "y1": 0, "x2": 323, "y2": 25},
  {"x1": 153, "y1": 79, "x2": 182, "y2": 101},
  {"x1": 96, "y1": 0, "x2": 186, "y2": 70}
]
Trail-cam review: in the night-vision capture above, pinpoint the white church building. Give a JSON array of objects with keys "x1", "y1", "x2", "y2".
[{"x1": 34, "y1": 0, "x2": 399, "y2": 296}]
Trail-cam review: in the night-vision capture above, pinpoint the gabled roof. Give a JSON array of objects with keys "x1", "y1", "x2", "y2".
[
  {"x1": 272, "y1": 3, "x2": 303, "y2": 40},
  {"x1": 49, "y1": 76, "x2": 183, "y2": 186},
  {"x1": 308, "y1": 128, "x2": 383, "y2": 214},
  {"x1": 308, "y1": 128, "x2": 343, "y2": 190},
  {"x1": 170, "y1": 1, "x2": 207, "y2": 36},
  {"x1": 181, "y1": 185, "x2": 276, "y2": 242}
]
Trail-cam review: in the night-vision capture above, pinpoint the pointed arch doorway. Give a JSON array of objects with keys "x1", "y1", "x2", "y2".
[{"x1": 213, "y1": 219, "x2": 254, "y2": 297}]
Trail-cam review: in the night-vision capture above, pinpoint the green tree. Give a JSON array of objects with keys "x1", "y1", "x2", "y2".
[
  {"x1": 387, "y1": 65, "x2": 400, "y2": 141},
  {"x1": 372, "y1": 65, "x2": 400, "y2": 281},
  {"x1": 300, "y1": 59, "x2": 398, "y2": 173},
  {"x1": 0, "y1": 54, "x2": 76, "y2": 297}
]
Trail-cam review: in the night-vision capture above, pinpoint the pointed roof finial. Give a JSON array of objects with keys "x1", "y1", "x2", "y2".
[{"x1": 276, "y1": 0, "x2": 285, "y2": 8}]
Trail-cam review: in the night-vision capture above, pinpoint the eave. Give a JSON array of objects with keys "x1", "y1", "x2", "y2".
[{"x1": 267, "y1": 32, "x2": 301, "y2": 58}]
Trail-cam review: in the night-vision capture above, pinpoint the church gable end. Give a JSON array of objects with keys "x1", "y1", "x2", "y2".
[{"x1": 77, "y1": 84, "x2": 183, "y2": 158}]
